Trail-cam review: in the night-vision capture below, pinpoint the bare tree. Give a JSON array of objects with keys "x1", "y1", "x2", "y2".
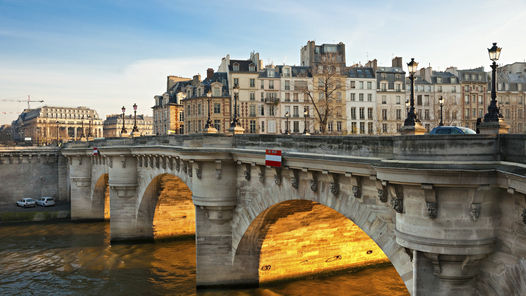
[{"x1": 304, "y1": 57, "x2": 344, "y2": 134}]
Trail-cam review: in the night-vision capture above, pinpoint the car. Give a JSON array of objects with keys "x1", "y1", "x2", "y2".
[
  {"x1": 16, "y1": 198, "x2": 36, "y2": 208},
  {"x1": 429, "y1": 126, "x2": 477, "y2": 135},
  {"x1": 36, "y1": 197, "x2": 56, "y2": 207}
]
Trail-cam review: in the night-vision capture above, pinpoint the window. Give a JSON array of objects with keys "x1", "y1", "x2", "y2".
[
  {"x1": 214, "y1": 103, "x2": 221, "y2": 114},
  {"x1": 250, "y1": 79, "x2": 255, "y2": 87},
  {"x1": 367, "y1": 81, "x2": 372, "y2": 89},
  {"x1": 478, "y1": 95, "x2": 483, "y2": 104},
  {"x1": 381, "y1": 83, "x2": 387, "y2": 91},
  {"x1": 261, "y1": 80, "x2": 264, "y2": 89},
  {"x1": 452, "y1": 111, "x2": 457, "y2": 120},
  {"x1": 424, "y1": 95, "x2": 429, "y2": 106},
  {"x1": 250, "y1": 105, "x2": 256, "y2": 117},
  {"x1": 250, "y1": 92, "x2": 255, "y2": 101},
  {"x1": 198, "y1": 104, "x2": 202, "y2": 115},
  {"x1": 359, "y1": 81, "x2": 364, "y2": 89},
  {"x1": 213, "y1": 87, "x2": 221, "y2": 97},
  {"x1": 382, "y1": 109, "x2": 387, "y2": 120},
  {"x1": 396, "y1": 96, "x2": 401, "y2": 104},
  {"x1": 214, "y1": 120, "x2": 221, "y2": 131},
  {"x1": 360, "y1": 122, "x2": 365, "y2": 134},
  {"x1": 359, "y1": 107, "x2": 365, "y2": 120},
  {"x1": 351, "y1": 107, "x2": 356, "y2": 120},
  {"x1": 261, "y1": 121, "x2": 265, "y2": 132},
  {"x1": 250, "y1": 120, "x2": 256, "y2": 133},
  {"x1": 417, "y1": 95, "x2": 422, "y2": 106},
  {"x1": 382, "y1": 123, "x2": 387, "y2": 133},
  {"x1": 350, "y1": 81, "x2": 356, "y2": 89},
  {"x1": 293, "y1": 93, "x2": 299, "y2": 102},
  {"x1": 233, "y1": 63, "x2": 239, "y2": 71},
  {"x1": 337, "y1": 121, "x2": 342, "y2": 132},
  {"x1": 285, "y1": 80, "x2": 290, "y2": 90},
  {"x1": 396, "y1": 83, "x2": 401, "y2": 92},
  {"x1": 351, "y1": 93, "x2": 356, "y2": 101},
  {"x1": 249, "y1": 64, "x2": 255, "y2": 72},
  {"x1": 269, "y1": 106, "x2": 275, "y2": 116},
  {"x1": 368, "y1": 122, "x2": 373, "y2": 134},
  {"x1": 293, "y1": 106, "x2": 299, "y2": 117},
  {"x1": 351, "y1": 122, "x2": 357, "y2": 134},
  {"x1": 359, "y1": 94, "x2": 364, "y2": 101},
  {"x1": 465, "y1": 109, "x2": 470, "y2": 119},
  {"x1": 472, "y1": 95, "x2": 476, "y2": 104},
  {"x1": 382, "y1": 95, "x2": 387, "y2": 104},
  {"x1": 269, "y1": 80, "x2": 274, "y2": 89},
  {"x1": 479, "y1": 108, "x2": 483, "y2": 118},
  {"x1": 293, "y1": 121, "x2": 299, "y2": 133},
  {"x1": 368, "y1": 108, "x2": 373, "y2": 119},
  {"x1": 396, "y1": 109, "x2": 401, "y2": 120},
  {"x1": 425, "y1": 110, "x2": 430, "y2": 120},
  {"x1": 367, "y1": 94, "x2": 372, "y2": 102},
  {"x1": 438, "y1": 86, "x2": 442, "y2": 92},
  {"x1": 260, "y1": 105, "x2": 265, "y2": 116},
  {"x1": 234, "y1": 78, "x2": 239, "y2": 87},
  {"x1": 285, "y1": 93, "x2": 290, "y2": 102},
  {"x1": 328, "y1": 122, "x2": 333, "y2": 132}
]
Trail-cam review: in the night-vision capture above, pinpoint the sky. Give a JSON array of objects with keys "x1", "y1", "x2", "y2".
[{"x1": 1, "y1": 0, "x2": 526, "y2": 124}]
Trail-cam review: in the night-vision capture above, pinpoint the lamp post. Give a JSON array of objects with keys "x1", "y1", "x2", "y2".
[
  {"x1": 231, "y1": 85, "x2": 240, "y2": 128},
  {"x1": 303, "y1": 107, "x2": 310, "y2": 135},
  {"x1": 80, "y1": 115, "x2": 85, "y2": 139},
  {"x1": 404, "y1": 58, "x2": 419, "y2": 127},
  {"x1": 121, "y1": 106, "x2": 127, "y2": 136},
  {"x1": 285, "y1": 111, "x2": 290, "y2": 134},
  {"x1": 205, "y1": 91, "x2": 212, "y2": 129},
  {"x1": 439, "y1": 96, "x2": 444, "y2": 126},
  {"x1": 87, "y1": 115, "x2": 93, "y2": 138},
  {"x1": 55, "y1": 121, "x2": 59, "y2": 144},
  {"x1": 132, "y1": 103, "x2": 139, "y2": 134},
  {"x1": 483, "y1": 42, "x2": 502, "y2": 123}
]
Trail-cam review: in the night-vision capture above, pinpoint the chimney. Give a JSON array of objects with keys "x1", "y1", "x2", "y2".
[
  {"x1": 366, "y1": 59, "x2": 378, "y2": 72},
  {"x1": 392, "y1": 57, "x2": 403, "y2": 68},
  {"x1": 207, "y1": 68, "x2": 214, "y2": 80}
]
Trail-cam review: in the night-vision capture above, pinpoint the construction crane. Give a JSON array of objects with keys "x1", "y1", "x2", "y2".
[{"x1": 0, "y1": 95, "x2": 44, "y2": 109}]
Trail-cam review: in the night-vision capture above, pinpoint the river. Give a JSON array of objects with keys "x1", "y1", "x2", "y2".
[{"x1": 0, "y1": 222, "x2": 409, "y2": 295}]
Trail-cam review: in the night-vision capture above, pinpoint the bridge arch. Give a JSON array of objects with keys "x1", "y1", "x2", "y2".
[
  {"x1": 91, "y1": 173, "x2": 109, "y2": 220},
  {"x1": 232, "y1": 171, "x2": 412, "y2": 290},
  {"x1": 136, "y1": 173, "x2": 195, "y2": 240}
]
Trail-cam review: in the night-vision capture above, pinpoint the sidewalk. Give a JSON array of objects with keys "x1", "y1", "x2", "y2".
[{"x1": 0, "y1": 202, "x2": 70, "y2": 223}]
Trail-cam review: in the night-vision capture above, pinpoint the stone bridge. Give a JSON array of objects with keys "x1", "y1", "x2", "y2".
[{"x1": 10, "y1": 134, "x2": 526, "y2": 295}]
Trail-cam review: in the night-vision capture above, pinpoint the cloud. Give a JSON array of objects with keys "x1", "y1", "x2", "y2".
[{"x1": 0, "y1": 57, "x2": 218, "y2": 124}]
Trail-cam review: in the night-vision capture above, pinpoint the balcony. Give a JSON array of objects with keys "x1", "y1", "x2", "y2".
[{"x1": 264, "y1": 97, "x2": 279, "y2": 104}]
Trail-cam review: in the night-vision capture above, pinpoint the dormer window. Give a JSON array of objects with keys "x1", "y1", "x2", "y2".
[
  {"x1": 233, "y1": 63, "x2": 240, "y2": 71},
  {"x1": 213, "y1": 87, "x2": 220, "y2": 97},
  {"x1": 249, "y1": 64, "x2": 255, "y2": 72},
  {"x1": 437, "y1": 77, "x2": 442, "y2": 83},
  {"x1": 268, "y1": 69, "x2": 273, "y2": 77}
]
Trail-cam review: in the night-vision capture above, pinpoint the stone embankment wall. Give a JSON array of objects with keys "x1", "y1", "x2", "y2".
[{"x1": 0, "y1": 147, "x2": 68, "y2": 206}]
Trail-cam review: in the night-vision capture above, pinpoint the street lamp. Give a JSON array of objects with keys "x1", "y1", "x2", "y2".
[
  {"x1": 439, "y1": 96, "x2": 444, "y2": 126},
  {"x1": 121, "y1": 106, "x2": 127, "y2": 136},
  {"x1": 231, "y1": 85, "x2": 240, "y2": 128},
  {"x1": 55, "y1": 121, "x2": 59, "y2": 144},
  {"x1": 404, "y1": 58, "x2": 419, "y2": 127},
  {"x1": 205, "y1": 91, "x2": 212, "y2": 129},
  {"x1": 80, "y1": 115, "x2": 85, "y2": 139},
  {"x1": 132, "y1": 103, "x2": 139, "y2": 134},
  {"x1": 87, "y1": 115, "x2": 93, "y2": 138},
  {"x1": 303, "y1": 108, "x2": 310, "y2": 135},
  {"x1": 483, "y1": 42, "x2": 502, "y2": 122},
  {"x1": 285, "y1": 111, "x2": 290, "y2": 134}
]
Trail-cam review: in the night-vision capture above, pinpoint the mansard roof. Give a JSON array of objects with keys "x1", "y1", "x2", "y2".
[
  {"x1": 348, "y1": 67, "x2": 375, "y2": 78},
  {"x1": 228, "y1": 59, "x2": 257, "y2": 73}
]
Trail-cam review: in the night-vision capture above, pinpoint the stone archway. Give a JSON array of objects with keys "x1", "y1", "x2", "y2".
[
  {"x1": 91, "y1": 173, "x2": 109, "y2": 220},
  {"x1": 234, "y1": 199, "x2": 402, "y2": 285},
  {"x1": 136, "y1": 173, "x2": 195, "y2": 240},
  {"x1": 231, "y1": 171, "x2": 413, "y2": 291}
]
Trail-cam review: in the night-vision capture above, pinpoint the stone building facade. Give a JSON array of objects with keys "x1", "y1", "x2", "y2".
[
  {"x1": 495, "y1": 62, "x2": 526, "y2": 133},
  {"x1": 153, "y1": 75, "x2": 189, "y2": 135},
  {"x1": 346, "y1": 67, "x2": 376, "y2": 134},
  {"x1": 181, "y1": 71, "x2": 231, "y2": 134},
  {"x1": 374, "y1": 58, "x2": 406, "y2": 135},
  {"x1": 103, "y1": 114, "x2": 153, "y2": 137},
  {"x1": 11, "y1": 106, "x2": 102, "y2": 144}
]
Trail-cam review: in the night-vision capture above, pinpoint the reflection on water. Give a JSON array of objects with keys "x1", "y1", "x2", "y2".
[{"x1": 0, "y1": 222, "x2": 408, "y2": 296}]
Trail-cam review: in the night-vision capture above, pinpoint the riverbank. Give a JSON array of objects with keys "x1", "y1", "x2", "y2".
[{"x1": 0, "y1": 202, "x2": 70, "y2": 223}]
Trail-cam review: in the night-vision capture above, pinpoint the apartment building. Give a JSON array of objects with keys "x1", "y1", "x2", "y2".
[
  {"x1": 346, "y1": 67, "x2": 376, "y2": 134},
  {"x1": 495, "y1": 62, "x2": 526, "y2": 133},
  {"x1": 152, "y1": 75, "x2": 189, "y2": 135},
  {"x1": 103, "y1": 114, "x2": 153, "y2": 137},
  {"x1": 374, "y1": 58, "x2": 406, "y2": 135}
]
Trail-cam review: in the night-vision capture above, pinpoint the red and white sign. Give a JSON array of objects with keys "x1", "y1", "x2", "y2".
[
  {"x1": 93, "y1": 147, "x2": 100, "y2": 156},
  {"x1": 265, "y1": 149, "x2": 282, "y2": 167}
]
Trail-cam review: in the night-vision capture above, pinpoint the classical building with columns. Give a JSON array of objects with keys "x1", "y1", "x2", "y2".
[
  {"x1": 11, "y1": 106, "x2": 102, "y2": 144},
  {"x1": 103, "y1": 114, "x2": 154, "y2": 137}
]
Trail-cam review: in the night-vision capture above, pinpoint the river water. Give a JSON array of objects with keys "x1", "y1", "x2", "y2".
[{"x1": 0, "y1": 222, "x2": 409, "y2": 296}]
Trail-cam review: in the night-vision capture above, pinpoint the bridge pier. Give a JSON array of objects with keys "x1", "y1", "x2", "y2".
[{"x1": 68, "y1": 155, "x2": 98, "y2": 220}]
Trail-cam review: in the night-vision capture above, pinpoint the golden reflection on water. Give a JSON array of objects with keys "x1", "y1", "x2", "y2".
[{"x1": 0, "y1": 222, "x2": 407, "y2": 295}]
